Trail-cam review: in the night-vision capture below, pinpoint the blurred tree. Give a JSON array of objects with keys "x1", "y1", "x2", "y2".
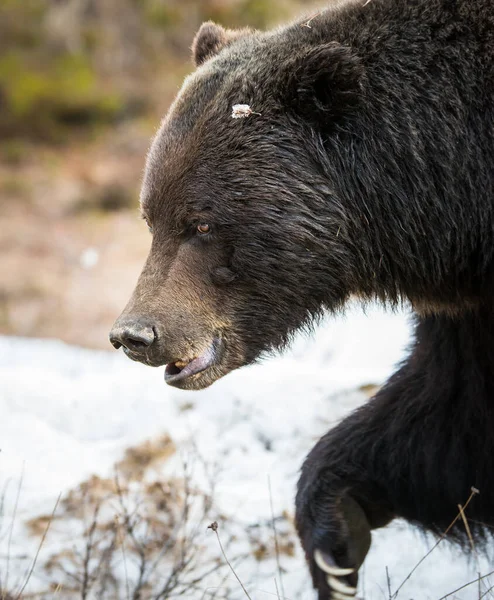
[{"x1": 0, "y1": 0, "x2": 310, "y2": 140}]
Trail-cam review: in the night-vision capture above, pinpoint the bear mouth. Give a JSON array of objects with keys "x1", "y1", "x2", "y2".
[{"x1": 164, "y1": 339, "x2": 219, "y2": 387}]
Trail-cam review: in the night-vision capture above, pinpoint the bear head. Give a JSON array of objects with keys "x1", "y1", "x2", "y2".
[{"x1": 110, "y1": 19, "x2": 365, "y2": 390}]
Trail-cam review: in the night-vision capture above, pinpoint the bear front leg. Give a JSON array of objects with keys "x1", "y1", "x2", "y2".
[
  {"x1": 296, "y1": 310, "x2": 494, "y2": 598},
  {"x1": 296, "y1": 415, "x2": 394, "y2": 600}
]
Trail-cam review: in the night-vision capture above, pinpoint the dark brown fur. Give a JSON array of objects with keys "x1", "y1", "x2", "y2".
[{"x1": 110, "y1": 1, "x2": 494, "y2": 597}]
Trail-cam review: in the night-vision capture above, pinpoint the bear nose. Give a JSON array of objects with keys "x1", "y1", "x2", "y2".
[{"x1": 109, "y1": 321, "x2": 156, "y2": 353}]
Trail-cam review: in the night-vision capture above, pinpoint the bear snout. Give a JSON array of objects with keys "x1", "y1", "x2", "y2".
[
  {"x1": 109, "y1": 313, "x2": 231, "y2": 389},
  {"x1": 109, "y1": 317, "x2": 161, "y2": 366}
]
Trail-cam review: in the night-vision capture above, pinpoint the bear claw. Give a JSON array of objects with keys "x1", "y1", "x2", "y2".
[
  {"x1": 314, "y1": 549, "x2": 355, "y2": 576},
  {"x1": 327, "y1": 575, "x2": 357, "y2": 596},
  {"x1": 331, "y1": 593, "x2": 354, "y2": 600},
  {"x1": 314, "y1": 550, "x2": 357, "y2": 598}
]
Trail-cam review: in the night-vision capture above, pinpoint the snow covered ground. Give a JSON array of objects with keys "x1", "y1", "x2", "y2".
[{"x1": 0, "y1": 303, "x2": 492, "y2": 599}]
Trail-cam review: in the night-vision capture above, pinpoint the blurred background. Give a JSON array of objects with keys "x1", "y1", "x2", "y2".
[{"x1": 0, "y1": 0, "x2": 322, "y2": 350}]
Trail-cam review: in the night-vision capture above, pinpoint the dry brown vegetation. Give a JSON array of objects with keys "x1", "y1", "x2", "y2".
[
  {"x1": 15, "y1": 435, "x2": 229, "y2": 598},
  {"x1": 6, "y1": 461, "x2": 490, "y2": 599},
  {"x1": 4, "y1": 434, "x2": 298, "y2": 599}
]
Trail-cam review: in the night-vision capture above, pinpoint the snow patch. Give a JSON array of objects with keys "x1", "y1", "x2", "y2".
[{"x1": 0, "y1": 304, "x2": 490, "y2": 598}]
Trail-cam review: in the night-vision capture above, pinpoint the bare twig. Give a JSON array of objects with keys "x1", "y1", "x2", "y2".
[
  {"x1": 480, "y1": 580, "x2": 494, "y2": 599},
  {"x1": 16, "y1": 492, "x2": 61, "y2": 600},
  {"x1": 208, "y1": 522, "x2": 252, "y2": 600},
  {"x1": 458, "y1": 503, "x2": 476, "y2": 554},
  {"x1": 114, "y1": 471, "x2": 133, "y2": 600},
  {"x1": 392, "y1": 487, "x2": 479, "y2": 598},
  {"x1": 114, "y1": 513, "x2": 130, "y2": 600},
  {"x1": 94, "y1": 526, "x2": 119, "y2": 599},
  {"x1": 268, "y1": 476, "x2": 285, "y2": 600},
  {"x1": 457, "y1": 501, "x2": 492, "y2": 599},
  {"x1": 81, "y1": 503, "x2": 101, "y2": 599},
  {"x1": 4, "y1": 466, "x2": 24, "y2": 600},
  {"x1": 114, "y1": 480, "x2": 148, "y2": 599},
  {"x1": 437, "y1": 569, "x2": 494, "y2": 600},
  {"x1": 274, "y1": 578, "x2": 281, "y2": 600}
]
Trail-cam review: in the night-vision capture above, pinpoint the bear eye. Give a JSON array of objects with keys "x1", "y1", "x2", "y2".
[{"x1": 197, "y1": 223, "x2": 211, "y2": 235}]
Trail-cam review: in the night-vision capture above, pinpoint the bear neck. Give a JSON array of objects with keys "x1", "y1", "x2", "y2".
[{"x1": 291, "y1": 0, "x2": 494, "y2": 312}]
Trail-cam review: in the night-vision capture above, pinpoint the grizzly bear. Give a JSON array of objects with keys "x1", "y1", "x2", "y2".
[{"x1": 110, "y1": 0, "x2": 494, "y2": 597}]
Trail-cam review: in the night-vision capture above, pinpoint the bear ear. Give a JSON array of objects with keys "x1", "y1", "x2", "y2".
[
  {"x1": 192, "y1": 21, "x2": 253, "y2": 67},
  {"x1": 289, "y1": 42, "x2": 365, "y2": 126}
]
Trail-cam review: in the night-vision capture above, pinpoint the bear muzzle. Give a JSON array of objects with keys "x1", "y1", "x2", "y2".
[{"x1": 109, "y1": 315, "x2": 228, "y2": 388}]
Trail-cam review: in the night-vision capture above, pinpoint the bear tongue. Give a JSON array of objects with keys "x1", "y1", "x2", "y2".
[{"x1": 164, "y1": 344, "x2": 216, "y2": 384}]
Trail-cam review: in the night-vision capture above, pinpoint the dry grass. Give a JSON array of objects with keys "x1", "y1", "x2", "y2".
[
  {"x1": 115, "y1": 435, "x2": 176, "y2": 482},
  {"x1": 2, "y1": 440, "x2": 492, "y2": 599},
  {"x1": 248, "y1": 511, "x2": 295, "y2": 563},
  {"x1": 9, "y1": 436, "x2": 244, "y2": 599},
  {"x1": 18, "y1": 439, "x2": 302, "y2": 599}
]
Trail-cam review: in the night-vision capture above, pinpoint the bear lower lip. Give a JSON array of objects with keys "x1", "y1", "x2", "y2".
[{"x1": 164, "y1": 341, "x2": 218, "y2": 386}]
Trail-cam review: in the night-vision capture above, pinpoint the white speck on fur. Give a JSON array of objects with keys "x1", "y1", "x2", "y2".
[{"x1": 231, "y1": 104, "x2": 261, "y2": 119}]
